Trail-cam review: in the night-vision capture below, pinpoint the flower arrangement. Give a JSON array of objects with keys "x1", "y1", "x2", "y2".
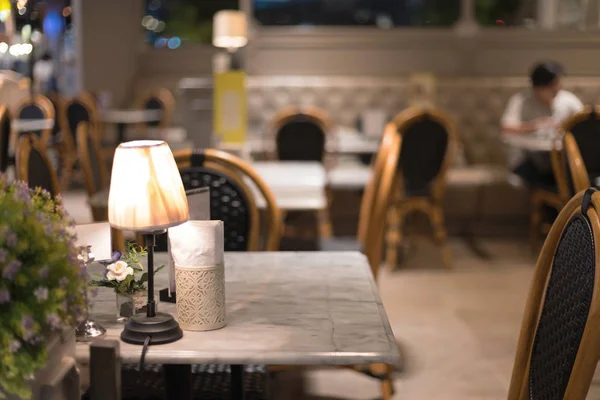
[
  {"x1": 0, "y1": 177, "x2": 87, "y2": 399},
  {"x1": 89, "y1": 243, "x2": 164, "y2": 295}
]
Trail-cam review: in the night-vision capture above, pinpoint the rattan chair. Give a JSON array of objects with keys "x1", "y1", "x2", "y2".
[
  {"x1": 385, "y1": 106, "x2": 457, "y2": 270},
  {"x1": 173, "y1": 148, "x2": 281, "y2": 252},
  {"x1": 0, "y1": 105, "x2": 11, "y2": 173},
  {"x1": 15, "y1": 133, "x2": 60, "y2": 197},
  {"x1": 508, "y1": 187, "x2": 600, "y2": 399},
  {"x1": 134, "y1": 87, "x2": 175, "y2": 130},
  {"x1": 57, "y1": 91, "x2": 100, "y2": 190},
  {"x1": 270, "y1": 106, "x2": 335, "y2": 240},
  {"x1": 76, "y1": 123, "x2": 124, "y2": 253},
  {"x1": 13, "y1": 94, "x2": 55, "y2": 149}
]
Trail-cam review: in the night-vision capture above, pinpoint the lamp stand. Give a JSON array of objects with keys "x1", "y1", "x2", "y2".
[{"x1": 120, "y1": 231, "x2": 183, "y2": 345}]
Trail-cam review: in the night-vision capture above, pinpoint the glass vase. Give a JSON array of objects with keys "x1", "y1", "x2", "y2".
[{"x1": 116, "y1": 291, "x2": 151, "y2": 323}]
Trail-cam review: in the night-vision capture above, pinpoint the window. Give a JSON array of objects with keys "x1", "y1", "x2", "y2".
[
  {"x1": 253, "y1": 0, "x2": 461, "y2": 27},
  {"x1": 144, "y1": 0, "x2": 238, "y2": 48},
  {"x1": 475, "y1": 0, "x2": 536, "y2": 26}
]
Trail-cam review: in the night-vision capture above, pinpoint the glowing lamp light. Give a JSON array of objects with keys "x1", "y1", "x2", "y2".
[
  {"x1": 213, "y1": 10, "x2": 248, "y2": 50},
  {"x1": 0, "y1": 42, "x2": 8, "y2": 54}
]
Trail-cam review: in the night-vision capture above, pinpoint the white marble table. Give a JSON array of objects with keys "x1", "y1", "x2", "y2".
[
  {"x1": 99, "y1": 109, "x2": 162, "y2": 143},
  {"x1": 77, "y1": 252, "x2": 399, "y2": 366},
  {"x1": 502, "y1": 132, "x2": 561, "y2": 152},
  {"x1": 12, "y1": 118, "x2": 55, "y2": 132},
  {"x1": 250, "y1": 161, "x2": 328, "y2": 210}
]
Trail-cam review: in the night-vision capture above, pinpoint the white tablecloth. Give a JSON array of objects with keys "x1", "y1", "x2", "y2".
[{"x1": 99, "y1": 109, "x2": 162, "y2": 124}]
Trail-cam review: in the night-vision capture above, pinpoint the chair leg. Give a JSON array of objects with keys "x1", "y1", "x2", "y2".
[
  {"x1": 370, "y1": 363, "x2": 394, "y2": 400},
  {"x1": 317, "y1": 206, "x2": 333, "y2": 238},
  {"x1": 530, "y1": 199, "x2": 542, "y2": 255},
  {"x1": 111, "y1": 228, "x2": 125, "y2": 253},
  {"x1": 385, "y1": 205, "x2": 401, "y2": 271},
  {"x1": 431, "y1": 205, "x2": 452, "y2": 270}
]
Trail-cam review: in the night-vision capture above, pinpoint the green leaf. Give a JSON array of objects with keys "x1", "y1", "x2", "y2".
[
  {"x1": 139, "y1": 272, "x2": 149, "y2": 285},
  {"x1": 154, "y1": 265, "x2": 166, "y2": 275}
]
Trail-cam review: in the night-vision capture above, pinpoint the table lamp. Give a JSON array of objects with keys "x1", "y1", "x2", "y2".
[
  {"x1": 213, "y1": 10, "x2": 247, "y2": 70},
  {"x1": 108, "y1": 140, "x2": 189, "y2": 345}
]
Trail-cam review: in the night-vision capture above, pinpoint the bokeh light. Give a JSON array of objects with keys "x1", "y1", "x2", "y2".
[{"x1": 167, "y1": 37, "x2": 181, "y2": 49}]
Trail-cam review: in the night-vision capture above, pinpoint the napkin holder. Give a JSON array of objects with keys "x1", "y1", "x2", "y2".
[
  {"x1": 160, "y1": 187, "x2": 210, "y2": 303},
  {"x1": 169, "y1": 220, "x2": 226, "y2": 331}
]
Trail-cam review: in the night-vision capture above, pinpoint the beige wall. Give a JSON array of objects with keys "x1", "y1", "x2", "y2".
[{"x1": 77, "y1": 0, "x2": 144, "y2": 106}]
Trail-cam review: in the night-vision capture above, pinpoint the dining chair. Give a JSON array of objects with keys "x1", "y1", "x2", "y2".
[
  {"x1": 15, "y1": 133, "x2": 60, "y2": 197},
  {"x1": 14, "y1": 94, "x2": 55, "y2": 149},
  {"x1": 0, "y1": 105, "x2": 11, "y2": 173},
  {"x1": 134, "y1": 87, "x2": 175, "y2": 130},
  {"x1": 173, "y1": 148, "x2": 281, "y2": 251},
  {"x1": 76, "y1": 123, "x2": 124, "y2": 253},
  {"x1": 531, "y1": 106, "x2": 600, "y2": 252},
  {"x1": 270, "y1": 105, "x2": 335, "y2": 240},
  {"x1": 385, "y1": 106, "x2": 457, "y2": 270},
  {"x1": 508, "y1": 187, "x2": 600, "y2": 400},
  {"x1": 58, "y1": 91, "x2": 99, "y2": 190}
]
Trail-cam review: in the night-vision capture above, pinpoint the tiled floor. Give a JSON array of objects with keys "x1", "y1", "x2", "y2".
[{"x1": 62, "y1": 191, "x2": 600, "y2": 399}]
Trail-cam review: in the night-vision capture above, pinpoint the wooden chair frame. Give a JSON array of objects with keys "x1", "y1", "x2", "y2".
[
  {"x1": 531, "y1": 106, "x2": 600, "y2": 252},
  {"x1": 15, "y1": 133, "x2": 60, "y2": 197},
  {"x1": 563, "y1": 132, "x2": 591, "y2": 192},
  {"x1": 173, "y1": 148, "x2": 282, "y2": 251},
  {"x1": 13, "y1": 94, "x2": 55, "y2": 149},
  {"x1": 508, "y1": 189, "x2": 600, "y2": 399},
  {"x1": 134, "y1": 88, "x2": 175, "y2": 130},
  {"x1": 0, "y1": 105, "x2": 10, "y2": 173},
  {"x1": 385, "y1": 106, "x2": 457, "y2": 270}
]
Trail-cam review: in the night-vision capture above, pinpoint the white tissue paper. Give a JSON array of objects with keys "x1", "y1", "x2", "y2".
[{"x1": 169, "y1": 220, "x2": 226, "y2": 331}]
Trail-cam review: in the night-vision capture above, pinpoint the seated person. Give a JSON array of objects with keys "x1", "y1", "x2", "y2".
[{"x1": 502, "y1": 61, "x2": 584, "y2": 189}]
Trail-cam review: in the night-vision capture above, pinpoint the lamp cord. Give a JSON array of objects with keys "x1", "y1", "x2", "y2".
[{"x1": 139, "y1": 335, "x2": 152, "y2": 379}]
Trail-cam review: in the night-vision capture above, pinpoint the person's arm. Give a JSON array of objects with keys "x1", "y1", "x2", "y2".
[{"x1": 501, "y1": 94, "x2": 549, "y2": 134}]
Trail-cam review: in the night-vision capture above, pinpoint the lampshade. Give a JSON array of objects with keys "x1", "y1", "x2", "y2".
[
  {"x1": 213, "y1": 10, "x2": 248, "y2": 49},
  {"x1": 108, "y1": 140, "x2": 189, "y2": 232}
]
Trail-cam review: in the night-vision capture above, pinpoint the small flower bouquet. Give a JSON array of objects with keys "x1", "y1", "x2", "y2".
[
  {"x1": 89, "y1": 243, "x2": 164, "y2": 322},
  {"x1": 0, "y1": 178, "x2": 87, "y2": 399}
]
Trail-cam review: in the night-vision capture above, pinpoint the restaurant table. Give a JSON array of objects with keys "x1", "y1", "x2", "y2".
[
  {"x1": 89, "y1": 161, "x2": 329, "y2": 212},
  {"x1": 12, "y1": 118, "x2": 55, "y2": 132},
  {"x1": 99, "y1": 109, "x2": 162, "y2": 143},
  {"x1": 77, "y1": 252, "x2": 400, "y2": 399},
  {"x1": 502, "y1": 132, "x2": 561, "y2": 152},
  {"x1": 222, "y1": 127, "x2": 381, "y2": 156}
]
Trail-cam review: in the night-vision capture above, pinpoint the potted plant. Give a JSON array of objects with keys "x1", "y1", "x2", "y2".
[
  {"x1": 0, "y1": 178, "x2": 87, "y2": 399},
  {"x1": 90, "y1": 243, "x2": 164, "y2": 322}
]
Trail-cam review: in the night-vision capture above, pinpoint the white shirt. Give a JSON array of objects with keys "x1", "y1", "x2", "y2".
[{"x1": 502, "y1": 89, "x2": 584, "y2": 170}]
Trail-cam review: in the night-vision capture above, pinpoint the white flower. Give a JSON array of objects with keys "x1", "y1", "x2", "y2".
[{"x1": 106, "y1": 261, "x2": 134, "y2": 282}]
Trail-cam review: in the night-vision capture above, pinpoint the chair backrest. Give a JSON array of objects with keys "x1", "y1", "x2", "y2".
[
  {"x1": 271, "y1": 106, "x2": 332, "y2": 163},
  {"x1": 361, "y1": 131, "x2": 402, "y2": 278},
  {"x1": 15, "y1": 133, "x2": 60, "y2": 197},
  {"x1": 392, "y1": 107, "x2": 456, "y2": 200},
  {"x1": 357, "y1": 123, "x2": 397, "y2": 245},
  {"x1": 60, "y1": 91, "x2": 98, "y2": 152},
  {"x1": 562, "y1": 132, "x2": 590, "y2": 193},
  {"x1": 173, "y1": 148, "x2": 281, "y2": 251},
  {"x1": 15, "y1": 94, "x2": 55, "y2": 148},
  {"x1": 508, "y1": 188, "x2": 600, "y2": 400},
  {"x1": 0, "y1": 105, "x2": 10, "y2": 173},
  {"x1": 134, "y1": 88, "x2": 175, "y2": 128},
  {"x1": 77, "y1": 122, "x2": 109, "y2": 198}
]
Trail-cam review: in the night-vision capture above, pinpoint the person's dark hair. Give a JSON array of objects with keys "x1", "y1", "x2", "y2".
[
  {"x1": 41, "y1": 52, "x2": 52, "y2": 61},
  {"x1": 530, "y1": 61, "x2": 564, "y2": 87}
]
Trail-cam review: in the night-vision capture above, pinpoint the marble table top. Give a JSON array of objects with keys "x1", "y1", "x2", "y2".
[
  {"x1": 502, "y1": 132, "x2": 562, "y2": 152},
  {"x1": 99, "y1": 109, "x2": 162, "y2": 124},
  {"x1": 76, "y1": 252, "x2": 400, "y2": 366},
  {"x1": 12, "y1": 118, "x2": 54, "y2": 131}
]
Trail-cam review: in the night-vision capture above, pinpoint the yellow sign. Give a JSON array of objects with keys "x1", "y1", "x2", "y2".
[{"x1": 213, "y1": 71, "x2": 247, "y2": 144}]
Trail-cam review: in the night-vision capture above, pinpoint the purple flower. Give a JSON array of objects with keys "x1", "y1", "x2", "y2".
[
  {"x1": 5, "y1": 232, "x2": 17, "y2": 247},
  {"x1": 9, "y1": 340, "x2": 21, "y2": 353},
  {"x1": 100, "y1": 251, "x2": 122, "y2": 265},
  {"x1": 44, "y1": 222, "x2": 54, "y2": 235},
  {"x1": 39, "y1": 265, "x2": 49, "y2": 279},
  {"x1": 46, "y1": 313, "x2": 62, "y2": 330},
  {"x1": 2, "y1": 260, "x2": 22, "y2": 280},
  {"x1": 34, "y1": 287, "x2": 48, "y2": 302},
  {"x1": 0, "y1": 289, "x2": 10, "y2": 304},
  {"x1": 21, "y1": 316, "x2": 35, "y2": 341},
  {"x1": 89, "y1": 287, "x2": 99, "y2": 298},
  {"x1": 0, "y1": 248, "x2": 7, "y2": 263},
  {"x1": 59, "y1": 277, "x2": 69, "y2": 288}
]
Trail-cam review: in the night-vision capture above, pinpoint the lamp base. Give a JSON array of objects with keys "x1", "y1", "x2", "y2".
[{"x1": 120, "y1": 312, "x2": 183, "y2": 345}]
